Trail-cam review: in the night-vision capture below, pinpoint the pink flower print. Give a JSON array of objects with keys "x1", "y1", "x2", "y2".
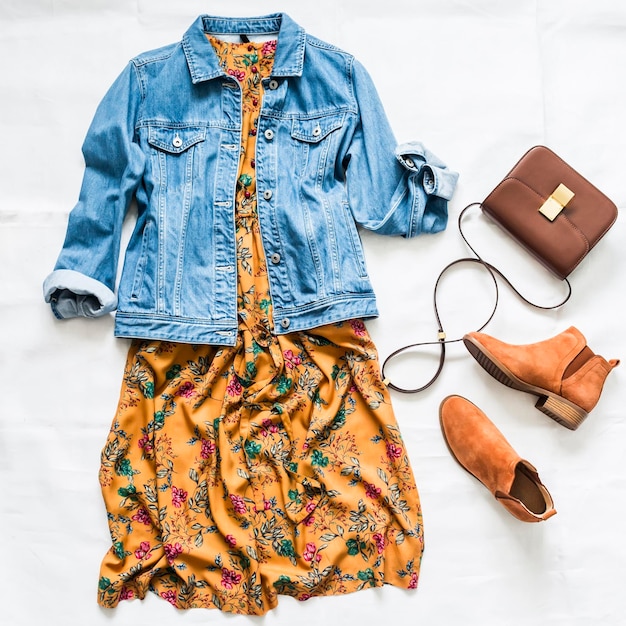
[
  {"x1": 176, "y1": 381, "x2": 196, "y2": 398},
  {"x1": 303, "y1": 542, "x2": 321, "y2": 564},
  {"x1": 138, "y1": 434, "x2": 153, "y2": 452},
  {"x1": 226, "y1": 376, "x2": 242, "y2": 397},
  {"x1": 131, "y1": 507, "x2": 151, "y2": 526},
  {"x1": 372, "y1": 532, "x2": 386, "y2": 554},
  {"x1": 284, "y1": 349, "x2": 302, "y2": 370},
  {"x1": 171, "y1": 486, "x2": 188, "y2": 508},
  {"x1": 364, "y1": 481, "x2": 381, "y2": 500},
  {"x1": 350, "y1": 319, "x2": 367, "y2": 337},
  {"x1": 261, "y1": 418, "x2": 279, "y2": 436},
  {"x1": 134, "y1": 541, "x2": 152, "y2": 560},
  {"x1": 305, "y1": 501, "x2": 317, "y2": 513},
  {"x1": 408, "y1": 571, "x2": 418, "y2": 589},
  {"x1": 221, "y1": 567, "x2": 242, "y2": 589},
  {"x1": 200, "y1": 439, "x2": 216, "y2": 459},
  {"x1": 262, "y1": 40, "x2": 277, "y2": 56},
  {"x1": 161, "y1": 590, "x2": 177, "y2": 606},
  {"x1": 119, "y1": 586, "x2": 134, "y2": 600},
  {"x1": 298, "y1": 593, "x2": 312, "y2": 602},
  {"x1": 386, "y1": 442, "x2": 403, "y2": 460},
  {"x1": 227, "y1": 68, "x2": 245, "y2": 81},
  {"x1": 226, "y1": 534, "x2": 237, "y2": 548},
  {"x1": 230, "y1": 493, "x2": 247, "y2": 515},
  {"x1": 303, "y1": 514, "x2": 315, "y2": 527},
  {"x1": 164, "y1": 542, "x2": 183, "y2": 564}
]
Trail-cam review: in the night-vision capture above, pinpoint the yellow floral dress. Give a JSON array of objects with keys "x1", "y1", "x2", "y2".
[{"x1": 97, "y1": 37, "x2": 424, "y2": 615}]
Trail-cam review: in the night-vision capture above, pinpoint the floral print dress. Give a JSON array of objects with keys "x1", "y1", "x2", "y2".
[{"x1": 96, "y1": 36, "x2": 424, "y2": 616}]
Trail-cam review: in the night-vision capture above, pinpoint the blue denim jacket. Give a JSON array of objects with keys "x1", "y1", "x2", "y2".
[{"x1": 43, "y1": 13, "x2": 458, "y2": 345}]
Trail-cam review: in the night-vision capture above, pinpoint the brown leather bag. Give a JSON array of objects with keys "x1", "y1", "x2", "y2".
[
  {"x1": 482, "y1": 145, "x2": 618, "y2": 279},
  {"x1": 382, "y1": 145, "x2": 618, "y2": 393}
]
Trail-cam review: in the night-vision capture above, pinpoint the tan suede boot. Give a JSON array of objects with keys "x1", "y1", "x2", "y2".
[
  {"x1": 439, "y1": 395, "x2": 556, "y2": 522},
  {"x1": 463, "y1": 326, "x2": 619, "y2": 430}
]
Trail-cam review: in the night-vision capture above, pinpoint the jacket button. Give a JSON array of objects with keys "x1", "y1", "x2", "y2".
[
  {"x1": 172, "y1": 134, "x2": 183, "y2": 148},
  {"x1": 280, "y1": 318, "x2": 290, "y2": 329},
  {"x1": 270, "y1": 252, "x2": 281, "y2": 264},
  {"x1": 268, "y1": 79, "x2": 279, "y2": 90},
  {"x1": 312, "y1": 125, "x2": 322, "y2": 137},
  {"x1": 264, "y1": 129, "x2": 274, "y2": 141},
  {"x1": 263, "y1": 190, "x2": 273, "y2": 201}
]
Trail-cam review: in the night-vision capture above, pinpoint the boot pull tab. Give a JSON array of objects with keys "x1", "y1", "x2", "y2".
[{"x1": 608, "y1": 358, "x2": 620, "y2": 369}]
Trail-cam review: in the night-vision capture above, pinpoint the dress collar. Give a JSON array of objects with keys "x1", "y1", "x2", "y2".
[{"x1": 182, "y1": 13, "x2": 306, "y2": 83}]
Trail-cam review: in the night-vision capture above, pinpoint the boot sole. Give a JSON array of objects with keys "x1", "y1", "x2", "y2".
[{"x1": 463, "y1": 335, "x2": 588, "y2": 430}]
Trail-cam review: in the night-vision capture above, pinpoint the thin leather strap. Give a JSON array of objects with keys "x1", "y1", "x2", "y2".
[{"x1": 382, "y1": 203, "x2": 572, "y2": 393}]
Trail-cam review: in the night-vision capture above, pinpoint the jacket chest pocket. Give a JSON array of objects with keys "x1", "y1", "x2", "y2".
[
  {"x1": 290, "y1": 113, "x2": 344, "y2": 176},
  {"x1": 147, "y1": 124, "x2": 207, "y2": 189}
]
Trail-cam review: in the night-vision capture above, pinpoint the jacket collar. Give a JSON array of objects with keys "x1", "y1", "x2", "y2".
[{"x1": 182, "y1": 13, "x2": 306, "y2": 83}]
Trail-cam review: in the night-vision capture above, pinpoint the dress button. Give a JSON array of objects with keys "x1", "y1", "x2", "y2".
[
  {"x1": 172, "y1": 134, "x2": 183, "y2": 148},
  {"x1": 263, "y1": 190, "x2": 273, "y2": 201},
  {"x1": 280, "y1": 318, "x2": 290, "y2": 329},
  {"x1": 268, "y1": 79, "x2": 279, "y2": 90},
  {"x1": 270, "y1": 252, "x2": 281, "y2": 264},
  {"x1": 264, "y1": 129, "x2": 274, "y2": 141}
]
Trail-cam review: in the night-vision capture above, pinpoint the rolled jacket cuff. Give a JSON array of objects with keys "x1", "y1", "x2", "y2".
[
  {"x1": 43, "y1": 269, "x2": 117, "y2": 319},
  {"x1": 395, "y1": 141, "x2": 459, "y2": 200}
]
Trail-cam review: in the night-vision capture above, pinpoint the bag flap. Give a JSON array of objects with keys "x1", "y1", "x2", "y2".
[
  {"x1": 482, "y1": 177, "x2": 589, "y2": 279},
  {"x1": 504, "y1": 145, "x2": 618, "y2": 248}
]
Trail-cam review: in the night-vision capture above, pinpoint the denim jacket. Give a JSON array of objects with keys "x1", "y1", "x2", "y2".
[{"x1": 43, "y1": 13, "x2": 458, "y2": 345}]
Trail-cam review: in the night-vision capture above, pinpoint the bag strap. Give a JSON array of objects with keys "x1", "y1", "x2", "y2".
[{"x1": 381, "y1": 202, "x2": 572, "y2": 393}]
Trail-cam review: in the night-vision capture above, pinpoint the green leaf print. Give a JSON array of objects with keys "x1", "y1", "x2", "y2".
[
  {"x1": 141, "y1": 381, "x2": 154, "y2": 399},
  {"x1": 288, "y1": 489, "x2": 302, "y2": 504},
  {"x1": 244, "y1": 440, "x2": 262, "y2": 460},
  {"x1": 357, "y1": 568, "x2": 376, "y2": 586},
  {"x1": 277, "y1": 539, "x2": 295, "y2": 558},
  {"x1": 113, "y1": 541, "x2": 126, "y2": 559},
  {"x1": 275, "y1": 375, "x2": 292, "y2": 394},
  {"x1": 311, "y1": 449, "x2": 329, "y2": 467},
  {"x1": 165, "y1": 364, "x2": 181, "y2": 380},
  {"x1": 117, "y1": 484, "x2": 137, "y2": 498},
  {"x1": 98, "y1": 576, "x2": 112, "y2": 591},
  {"x1": 346, "y1": 538, "x2": 359, "y2": 556},
  {"x1": 115, "y1": 458, "x2": 134, "y2": 477}
]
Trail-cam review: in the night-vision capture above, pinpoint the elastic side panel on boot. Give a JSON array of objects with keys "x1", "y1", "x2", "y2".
[{"x1": 563, "y1": 346, "x2": 595, "y2": 379}]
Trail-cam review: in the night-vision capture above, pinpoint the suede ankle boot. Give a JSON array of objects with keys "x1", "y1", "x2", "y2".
[
  {"x1": 439, "y1": 395, "x2": 556, "y2": 522},
  {"x1": 463, "y1": 326, "x2": 619, "y2": 430}
]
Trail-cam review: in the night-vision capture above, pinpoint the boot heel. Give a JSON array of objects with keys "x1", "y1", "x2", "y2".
[{"x1": 535, "y1": 395, "x2": 587, "y2": 431}]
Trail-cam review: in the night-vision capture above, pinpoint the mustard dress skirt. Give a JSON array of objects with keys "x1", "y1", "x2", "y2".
[{"x1": 96, "y1": 37, "x2": 424, "y2": 615}]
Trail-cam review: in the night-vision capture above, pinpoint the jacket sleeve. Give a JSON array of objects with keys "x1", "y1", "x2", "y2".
[
  {"x1": 342, "y1": 58, "x2": 458, "y2": 237},
  {"x1": 42, "y1": 62, "x2": 145, "y2": 319}
]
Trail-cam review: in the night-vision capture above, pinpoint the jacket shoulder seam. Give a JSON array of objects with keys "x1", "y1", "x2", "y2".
[{"x1": 131, "y1": 42, "x2": 179, "y2": 67}]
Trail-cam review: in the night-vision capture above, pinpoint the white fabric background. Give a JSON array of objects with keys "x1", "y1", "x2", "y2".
[{"x1": 2, "y1": 1, "x2": 625, "y2": 624}]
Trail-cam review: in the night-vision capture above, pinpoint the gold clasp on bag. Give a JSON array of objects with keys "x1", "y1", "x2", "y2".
[{"x1": 538, "y1": 183, "x2": 575, "y2": 221}]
